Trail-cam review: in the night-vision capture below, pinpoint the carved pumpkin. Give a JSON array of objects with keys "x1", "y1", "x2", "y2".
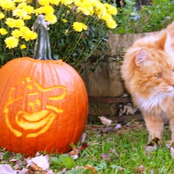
[{"x1": 0, "y1": 15, "x2": 88, "y2": 155}]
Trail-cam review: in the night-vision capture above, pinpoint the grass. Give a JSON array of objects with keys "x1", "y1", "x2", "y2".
[
  {"x1": 74, "y1": 122, "x2": 174, "y2": 174},
  {"x1": 1, "y1": 121, "x2": 174, "y2": 173}
]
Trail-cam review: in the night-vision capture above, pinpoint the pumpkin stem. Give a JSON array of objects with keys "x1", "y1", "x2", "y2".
[{"x1": 32, "y1": 15, "x2": 53, "y2": 60}]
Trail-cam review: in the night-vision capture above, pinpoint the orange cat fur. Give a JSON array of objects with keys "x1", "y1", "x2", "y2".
[{"x1": 121, "y1": 22, "x2": 174, "y2": 143}]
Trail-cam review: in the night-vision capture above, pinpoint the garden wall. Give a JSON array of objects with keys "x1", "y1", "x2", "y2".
[{"x1": 83, "y1": 32, "x2": 155, "y2": 123}]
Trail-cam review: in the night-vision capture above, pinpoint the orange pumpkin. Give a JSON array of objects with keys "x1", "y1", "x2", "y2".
[{"x1": 0, "y1": 15, "x2": 88, "y2": 155}]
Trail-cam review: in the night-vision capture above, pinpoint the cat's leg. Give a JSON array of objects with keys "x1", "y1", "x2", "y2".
[
  {"x1": 169, "y1": 118, "x2": 174, "y2": 142},
  {"x1": 143, "y1": 112, "x2": 164, "y2": 142}
]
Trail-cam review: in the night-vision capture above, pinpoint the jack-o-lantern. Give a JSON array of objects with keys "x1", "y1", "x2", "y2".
[{"x1": 0, "y1": 15, "x2": 88, "y2": 155}]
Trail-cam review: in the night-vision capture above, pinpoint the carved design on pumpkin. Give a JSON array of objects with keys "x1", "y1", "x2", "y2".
[{"x1": 3, "y1": 77, "x2": 67, "y2": 138}]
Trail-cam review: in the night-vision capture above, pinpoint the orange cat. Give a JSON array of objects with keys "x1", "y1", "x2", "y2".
[{"x1": 121, "y1": 22, "x2": 174, "y2": 143}]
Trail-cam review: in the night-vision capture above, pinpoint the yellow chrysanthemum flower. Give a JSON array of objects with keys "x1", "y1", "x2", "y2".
[
  {"x1": 17, "y1": 2, "x2": 27, "y2": 9},
  {"x1": 14, "y1": 19, "x2": 25, "y2": 28},
  {"x1": 95, "y1": 5, "x2": 107, "y2": 17},
  {"x1": 21, "y1": 29, "x2": 37, "y2": 41},
  {"x1": 42, "y1": 5, "x2": 54, "y2": 15},
  {"x1": 20, "y1": 26, "x2": 30, "y2": 33},
  {"x1": 20, "y1": 44, "x2": 26, "y2": 50},
  {"x1": 73, "y1": 0, "x2": 81, "y2": 6},
  {"x1": 79, "y1": 1, "x2": 94, "y2": 15},
  {"x1": 45, "y1": 14, "x2": 57, "y2": 24},
  {"x1": 13, "y1": 0, "x2": 26, "y2": 2},
  {"x1": 90, "y1": 0, "x2": 103, "y2": 10},
  {"x1": 61, "y1": 0, "x2": 73, "y2": 5},
  {"x1": 29, "y1": 31, "x2": 37, "y2": 40},
  {"x1": 0, "y1": 0, "x2": 15, "y2": 11},
  {"x1": 12, "y1": 29, "x2": 22, "y2": 38},
  {"x1": 20, "y1": 26, "x2": 31, "y2": 40},
  {"x1": 34, "y1": 8, "x2": 44, "y2": 15},
  {"x1": 101, "y1": 13, "x2": 112, "y2": 21},
  {"x1": 62, "y1": 19, "x2": 67, "y2": 23},
  {"x1": 38, "y1": 0, "x2": 50, "y2": 6},
  {"x1": 23, "y1": 15, "x2": 31, "y2": 20},
  {"x1": 0, "y1": 0, "x2": 117, "y2": 54},
  {"x1": 73, "y1": 22, "x2": 87, "y2": 32},
  {"x1": 109, "y1": 6, "x2": 117, "y2": 15},
  {"x1": 5, "y1": 18, "x2": 15, "y2": 28},
  {"x1": 13, "y1": 9, "x2": 28, "y2": 19},
  {"x1": 106, "y1": 19, "x2": 117, "y2": 29},
  {"x1": 104, "y1": 3, "x2": 112, "y2": 9},
  {"x1": 65, "y1": 29, "x2": 68, "y2": 34},
  {"x1": 50, "y1": 0, "x2": 60, "y2": 5},
  {"x1": 22, "y1": 5, "x2": 34, "y2": 14},
  {"x1": 5, "y1": 36, "x2": 19, "y2": 49},
  {"x1": 104, "y1": 3, "x2": 117, "y2": 15},
  {"x1": 0, "y1": 12, "x2": 5, "y2": 20},
  {"x1": 77, "y1": 7, "x2": 92, "y2": 16},
  {"x1": 0, "y1": 28, "x2": 8, "y2": 35}
]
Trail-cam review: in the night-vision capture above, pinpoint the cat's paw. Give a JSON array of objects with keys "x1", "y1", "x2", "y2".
[
  {"x1": 144, "y1": 137, "x2": 161, "y2": 154},
  {"x1": 147, "y1": 137, "x2": 161, "y2": 146},
  {"x1": 166, "y1": 140, "x2": 174, "y2": 148},
  {"x1": 165, "y1": 140, "x2": 174, "y2": 158}
]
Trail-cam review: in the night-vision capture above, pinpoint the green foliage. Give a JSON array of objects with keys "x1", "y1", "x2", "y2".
[
  {"x1": 112, "y1": 0, "x2": 174, "y2": 34},
  {"x1": 2, "y1": 151, "x2": 12, "y2": 161},
  {"x1": 59, "y1": 154, "x2": 75, "y2": 169},
  {"x1": 50, "y1": 156, "x2": 64, "y2": 169},
  {"x1": 50, "y1": 154, "x2": 75, "y2": 170},
  {"x1": 49, "y1": 4, "x2": 109, "y2": 74}
]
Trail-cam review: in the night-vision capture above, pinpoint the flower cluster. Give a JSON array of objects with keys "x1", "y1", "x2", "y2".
[
  {"x1": 0, "y1": 0, "x2": 117, "y2": 49},
  {"x1": 0, "y1": 0, "x2": 117, "y2": 73}
]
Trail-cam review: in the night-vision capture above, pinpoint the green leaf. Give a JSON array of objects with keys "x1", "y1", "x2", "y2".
[
  {"x1": 0, "y1": 53, "x2": 6, "y2": 65},
  {"x1": 59, "y1": 154, "x2": 75, "y2": 169},
  {"x1": 50, "y1": 156, "x2": 64, "y2": 169}
]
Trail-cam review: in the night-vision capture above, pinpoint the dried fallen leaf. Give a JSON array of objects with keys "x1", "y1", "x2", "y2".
[
  {"x1": 101, "y1": 153, "x2": 109, "y2": 161},
  {"x1": 80, "y1": 133, "x2": 87, "y2": 143},
  {"x1": 102, "y1": 127, "x2": 113, "y2": 133},
  {"x1": 26, "y1": 155, "x2": 49, "y2": 171},
  {"x1": 108, "y1": 149, "x2": 119, "y2": 158},
  {"x1": 13, "y1": 162, "x2": 22, "y2": 170},
  {"x1": 69, "y1": 142, "x2": 88, "y2": 160},
  {"x1": 137, "y1": 165, "x2": 145, "y2": 173},
  {"x1": 18, "y1": 168, "x2": 29, "y2": 173},
  {"x1": 0, "y1": 164, "x2": 15, "y2": 174},
  {"x1": 114, "y1": 124, "x2": 122, "y2": 131},
  {"x1": 98, "y1": 116, "x2": 112, "y2": 126},
  {"x1": 144, "y1": 145, "x2": 157, "y2": 154},
  {"x1": 61, "y1": 167, "x2": 67, "y2": 173},
  {"x1": 80, "y1": 143, "x2": 88, "y2": 151},
  {"x1": 86, "y1": 164, "x2": 98, "y2": 174},
  {"x1": 69, "y1": 145, "x2": 80, "y2": 160}
]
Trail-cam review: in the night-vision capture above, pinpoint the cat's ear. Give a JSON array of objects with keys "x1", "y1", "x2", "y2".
[
  {"x1": 164, "y1": 32, "x2": 173, "y2": 53},
  {"x1": 156, "y1": 31, "x2": 172, "y2": 52},
  {"x1": 135, "y1": 48, "x2": 148, "y2": 67},
  {"x1": 155, "y1": 31, "x2": 170, "y2": 50}
]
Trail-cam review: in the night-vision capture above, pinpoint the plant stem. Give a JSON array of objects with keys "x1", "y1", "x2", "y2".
[{"x1": 32, "y1": 15, "x2": 53, "y2": 60}]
